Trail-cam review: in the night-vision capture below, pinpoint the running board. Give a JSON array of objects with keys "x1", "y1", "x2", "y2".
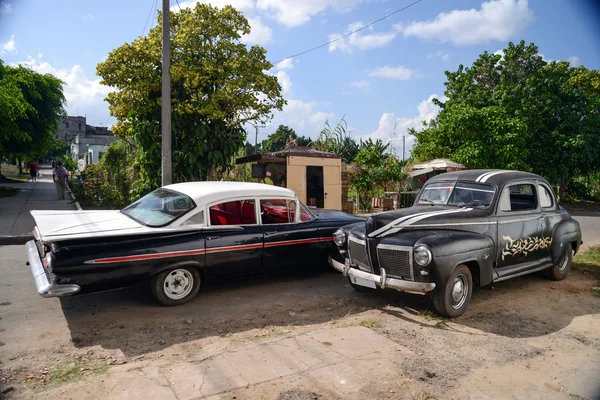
[{"x1": 493, "y1": 263, "x2": 551, "y2": 282}]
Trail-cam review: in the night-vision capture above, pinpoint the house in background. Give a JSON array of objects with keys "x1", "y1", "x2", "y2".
[{"x1": 56, "y1": 116, "x2": 118, "y2": 169}]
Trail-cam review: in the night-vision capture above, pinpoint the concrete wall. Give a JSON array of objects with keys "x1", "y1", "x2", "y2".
[
  {"x1": 56, "y1": 116, "x2": 86, "y2": 142},
  {"x1": 286, "y1": 156, "x2": 342, "y2": 210}
]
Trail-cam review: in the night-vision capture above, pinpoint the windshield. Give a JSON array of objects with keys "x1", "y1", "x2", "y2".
[
  {"x1": 418, "y1": 182, "x2": 495, "y2": 208},
  {"x1": 122, "y1": 189, "x2": 196, "y2": 227}
]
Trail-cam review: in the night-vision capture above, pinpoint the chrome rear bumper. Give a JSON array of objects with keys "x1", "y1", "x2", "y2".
[
  {"x1": 329, "y1": 256, "x2": 436, "y2": 293},
  {"x1": 26, "y1": 240, "x2": 80, "y2": 297}
]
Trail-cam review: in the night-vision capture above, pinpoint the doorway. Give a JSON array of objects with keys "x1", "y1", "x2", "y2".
[{"x1": 306, "y1": 166, "x2": 324, "y2": 208}]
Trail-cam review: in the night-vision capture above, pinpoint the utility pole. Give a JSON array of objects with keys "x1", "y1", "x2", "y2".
[
  {"x1": 255, "y1": 125, "x2": 259, "y2": 154},
  {"x1": 161, "y1": 0, "x2": 172, "y2": 186},
  {"x1": 402, "y1": 135, "x2": 406, "y2": 162}
]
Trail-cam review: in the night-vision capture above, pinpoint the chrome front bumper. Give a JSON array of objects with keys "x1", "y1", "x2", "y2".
[
  {"x1": 26, "y1": 240, "x2": 80, "y2": 297},
  {"x1": 329, "y1": 256, "x2": 436, "y2": 293}
]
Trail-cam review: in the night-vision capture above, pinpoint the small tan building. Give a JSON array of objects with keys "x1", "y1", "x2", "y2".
[{"x1": 236, "y1": 146, "x2": 344, "y2": 210}]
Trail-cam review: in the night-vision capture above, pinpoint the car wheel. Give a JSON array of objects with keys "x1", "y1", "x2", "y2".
[
  {"x1": 433, "y1": 265, "x2": 472, "y2": 318},
  {"x1": 347, "y1": 276, "x2": 378, "y2": 292},
  {"x1": 544, "y1": 242, "x2": 572, "y2": 281},
  {"x1": 152, "y1": 267, "x2": 201, "y2": 306}
]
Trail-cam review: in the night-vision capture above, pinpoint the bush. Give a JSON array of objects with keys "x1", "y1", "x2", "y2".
[{"x1": 565, "y1": 180, "x2": 590, "y2": 201}]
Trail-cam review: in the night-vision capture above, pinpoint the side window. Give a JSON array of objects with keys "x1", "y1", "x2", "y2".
[
  {"x1": 500, "y1": 183, "x2": 538, "y2": 212},
  {"x1": 539, "y1": 184, "x2": 554, "y2": 209},
  {"x1": 183, "y1": 210, "x2": 205, "y2": 225},
  {"x1": 260, "y1": 199, "x2": 295, "y2": 224},
  {"x1": 298, "y1": 201, "x2": 314, "y2": 221},
  {"x1": 209, "y1": 200, "x2": 256, "y2": 226}
]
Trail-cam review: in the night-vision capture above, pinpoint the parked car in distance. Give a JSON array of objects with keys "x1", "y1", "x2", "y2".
[
  {"x1": 26, "y1": 182, "x2": 363, "y2": 306},
  {"x1": 330, "y1": 170, "x2": 582, "y2": 317}
]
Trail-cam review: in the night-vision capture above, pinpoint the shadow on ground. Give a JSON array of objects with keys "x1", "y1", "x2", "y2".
[{"x1": 60, "y1": 267, "x2": 599, "y2": 356}]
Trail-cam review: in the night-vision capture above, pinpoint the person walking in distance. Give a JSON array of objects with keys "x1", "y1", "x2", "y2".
[
  {"x1": 53, "y1": 161, "x2": 68, "y2": 200},
  {"x1": 29, "y1": 161, "x2": 38, "y2": 182}
]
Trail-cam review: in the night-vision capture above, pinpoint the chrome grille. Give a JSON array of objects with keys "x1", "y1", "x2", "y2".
[
  {"x1": 348, "y1": 236, "x2": 371, "y2": 272},
  {"x1": 377, "y1": 245, "x2": 413, "y2": 281}
]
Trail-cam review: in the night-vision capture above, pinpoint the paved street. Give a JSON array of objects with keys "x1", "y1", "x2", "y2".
[{"x1": 0, "y1": 165, "x2": 77, "y2": 244}]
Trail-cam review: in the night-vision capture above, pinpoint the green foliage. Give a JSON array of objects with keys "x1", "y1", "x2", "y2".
[
  {"x1": 411, "y1": 41, "x2": 600, "y2": 198},
  {"x1": 313, "y1": 116, "x2": 360, "y2": 163},
  {"x1": 71, "y1": 161, "x2": 128, "y2": 209},
  {"x1": 99, "y1": 140, "x2": 133, "y2": 204},
  {"x1": 261, "y1": 125, "x2": 311, "y2": 152},
  {"x1": 0, "y1": 59, "x2": 66, "y2": 161},
  {"x1": 97, "y1": 4, "x2": 285, "y2": 195},
  {"x1": 349, "y1": 140, "x2": 405, "y2": 211},
  {"x1": 62, "y1": 157, "x2": 78, "y2": 174}
]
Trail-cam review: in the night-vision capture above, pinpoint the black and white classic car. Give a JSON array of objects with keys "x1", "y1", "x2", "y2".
[
  {"x1": 330, "y1": 170, "x2": 583, "y2": 317},
  {"x1": 26, "y1": 182, "x2": 362, "y2": 305}
]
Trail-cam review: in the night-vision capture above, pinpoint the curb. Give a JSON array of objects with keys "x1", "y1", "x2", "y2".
[
  {"x1": 0, "y1": 234, "x2": 33, "y2": 246},
  {"x1": 66, "y1": 182, "x2": 82, "y2": 210}
]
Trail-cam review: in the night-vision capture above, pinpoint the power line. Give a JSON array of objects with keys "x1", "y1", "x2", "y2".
[
  {"x1": 142, "y1": 0, "x2": 159, "y2": 37},
  {"x1": 272, "y1": 0, "x2": 424, "y2": 65},
  {"x1": 175, "y1": 0, "x2": 182, "y2": 12}
]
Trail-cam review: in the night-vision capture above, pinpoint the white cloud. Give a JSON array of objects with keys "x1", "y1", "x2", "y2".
[
  {"x1": 276, "y1": 58, "x2": 294, "y2": 70},
  {"x1": 257, "y1": 0, "x2": 360, "y2": 28},
  {"x1": 0, "y1": 2, "x2": 11, "y2": 15},
  {"x1": 329, "y1": 21, "x2": 396, "y2": 53},
  {"x1": 567, "y1": 56, "x2": 580, "y2": 67},
  {"x1": 427, "y1": 50, "x2": 449, "y2": 61},
  {"x1": 368, "y1": 65, "x2": 415, "y2": 80},
  {"x1": 241, "y1": 16, "x2": 272, "y2": 45},
  {"x1": 13, "y1": 57, "x2": 113, "y2": 126},
  {"x1": 82, "y1": 13, "x2": 96, "y2": 21},
  {"x1": 394, "y1": 0, "x2": 534, "y2": 46},
  {"x1": 177, "y1": 0, "x2": 255, "y2": 11},
  {"x1": 348, "y1": 80, "x2": 370, "y2": 91},
  {"x1": 275, "y1": 70, "x2": 292, "y2": 96},
  {"x1": 359, "y1": 94, "x2": 447, "y2": 156},
  {"x1": 1, "y1": 35, "x2": 17, "y2": 56}
]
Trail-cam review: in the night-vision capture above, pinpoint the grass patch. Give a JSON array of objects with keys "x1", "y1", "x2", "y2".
[
  {"x1": 47, "y1": 359, "x2": 109, "y2": 385},
  {"x1": 0, "y1": 186, "x2": 19, "y2": 197},
  {"x1": 572, "y1": 246, "x2": 600, "y2": 296},
  {"x1": 418, "y1": 310, "x2": 443, "y2": 320},
  {"x1": 349, "y1": 319, "x2": 378, "y2": 328}
]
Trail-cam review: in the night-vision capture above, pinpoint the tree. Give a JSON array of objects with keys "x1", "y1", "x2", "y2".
[
  {"x1": 411, "y1": 41, "x2": 600, "y2": 198},
  {"x1": 261, "y1": 125, "x2": 311, "y2": 152},
  {"x1": 0, "y1": 60, "x2": 66, "y2": 171},
  {"x1": 313, "y1": 116, "x2": 359, "y2": 163},
  {"x1": 349, "y1": 141, "x2": 405, "y2": 211},
  {"x1": 97, "y1": 4, "x2": 285, "y2": 196},
  {"x1": 264, "y1": 125, "x2": 312, "y2": 152}
]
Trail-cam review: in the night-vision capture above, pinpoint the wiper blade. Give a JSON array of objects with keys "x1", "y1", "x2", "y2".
[{"x1": 459, "y1": 200, "x2": 486, "y2": 208}]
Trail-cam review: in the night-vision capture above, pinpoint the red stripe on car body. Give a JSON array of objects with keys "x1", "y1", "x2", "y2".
[{"x1": 84, "y1": 237, "x2": 330, "y2": 264}]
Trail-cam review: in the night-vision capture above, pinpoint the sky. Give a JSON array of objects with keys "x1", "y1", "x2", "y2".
[{"x1": 1, "y1": 0, "x2": 599, "y2": 156}]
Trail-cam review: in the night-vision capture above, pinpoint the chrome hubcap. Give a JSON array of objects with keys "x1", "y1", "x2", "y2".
[
  {"x1": 450, "y1": 275, "x2": 468, "y2": 310},
  {"x1": 164, "y1": 269, "x2": 194, "y2": 300},
  {"x1": 558, "y1": 253, "x2": 569, "y2": 271}
]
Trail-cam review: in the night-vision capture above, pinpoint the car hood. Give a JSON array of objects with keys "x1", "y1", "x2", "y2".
[
  {"x1": 365, "y1": 205, "x2": 489, "y2": 237},
  {"x1": 31, "y1": 210, "x2": 146, "y2": 241},
  {"x1": 313, "y1": 209, "x2": 364, "y2": 222}
]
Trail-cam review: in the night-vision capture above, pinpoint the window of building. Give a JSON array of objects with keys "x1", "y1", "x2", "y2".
[
  {"x1": 499, "y1": 183, "x2": 538, "y2": 212},
  {"x1": 78, "y1": 123, "x2": 82, "y2": 131},
  {"x1": 65, "y1": 121, "x2": 69, "y2": 128},
  {"x1": 209, "y1": 200, "x2": 257, "y2": 226}
]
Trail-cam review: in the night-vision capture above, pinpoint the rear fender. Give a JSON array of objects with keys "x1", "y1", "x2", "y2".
[{"x1": 551, "y1": 218, "x2": 582, "y2": 264}]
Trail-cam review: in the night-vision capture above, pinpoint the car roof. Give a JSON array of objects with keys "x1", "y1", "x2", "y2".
[
  {"x1": 163, "y1": 181, "x2": 296, "y2": 205},
  {"x1": 426, "y1": 169, "x2": 546, "y2": 186}
]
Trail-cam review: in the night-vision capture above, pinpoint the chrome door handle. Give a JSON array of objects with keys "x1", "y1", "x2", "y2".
[
  {"x1": 206, "y1": 236, "x2": 219, "y2": 240},
  {"x1": 265, "y1": 231, "x2": 277, "y2": 236}
]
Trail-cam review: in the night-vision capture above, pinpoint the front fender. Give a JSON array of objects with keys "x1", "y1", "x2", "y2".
[
  {"x1": 416, "y1": 231, "x2": 495, "y2": 286},
  {"x1": 551, "y1": 218, "x2": 582, "y2": 264}
]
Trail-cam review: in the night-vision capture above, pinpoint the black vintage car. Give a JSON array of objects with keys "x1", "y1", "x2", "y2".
[
  {"x1": 26, "y1": 182, "x2": 362, "y2": 306},
  {"x1": 330, "y1": 170, "x2": 583, "y2": 317}
]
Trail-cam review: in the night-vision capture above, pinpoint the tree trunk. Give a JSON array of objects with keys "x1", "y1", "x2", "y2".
[{"x1": 17, "y1": 156, "x2": 22, "y2": 174}]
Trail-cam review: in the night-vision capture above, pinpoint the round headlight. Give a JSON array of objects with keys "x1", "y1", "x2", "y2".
[
  {"x1": 333, "y1": 229, "x2": 346, "y2": 247},
  {"x1": 414, "y1": 245, "x2": 432, "y2": 266}
]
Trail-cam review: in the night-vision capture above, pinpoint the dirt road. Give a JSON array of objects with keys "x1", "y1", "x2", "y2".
[{"x1": 1, "y1": 244, "x2": 599, "y2": 400}]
